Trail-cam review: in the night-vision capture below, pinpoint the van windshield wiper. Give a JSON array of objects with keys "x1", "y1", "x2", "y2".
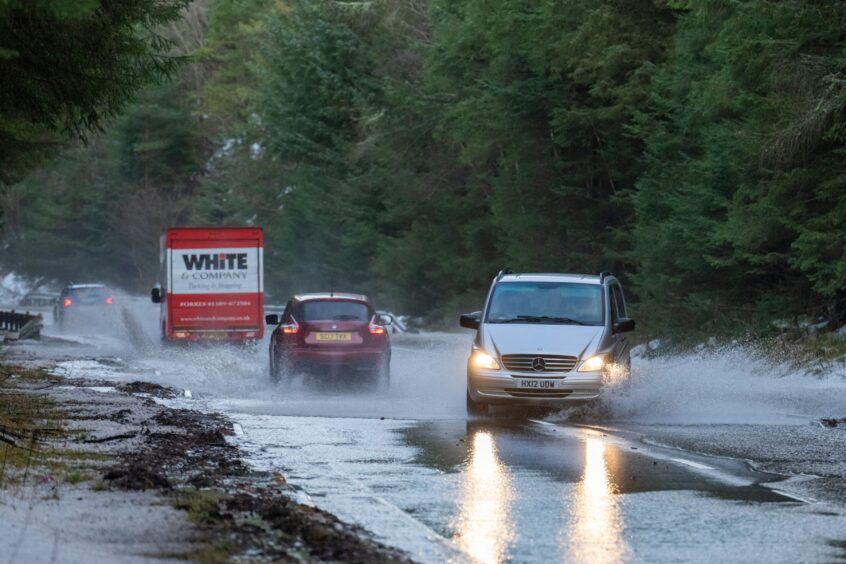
[
  {"x1": 517, "y1": 315, "x2": 588, "y2": 325},
  {"x1": 543, "y1": 316, "x2": 589, "y2": 325},
  {"x1": 493, "y1": 315, "x2": 588, "y2": 325}
]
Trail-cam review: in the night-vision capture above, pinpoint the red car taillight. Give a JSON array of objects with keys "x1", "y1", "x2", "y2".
[
  {"x1": 281, "y1": 317, "x2": 300, "y2": 334},
  {"x1": 368, "y1": 315, "x2": 386, "y2": 335},
  {"x1": 105, "y1": 296, "x2": 114, "y2": 305},
  {"x1": 63, "y1": 298, "x2": 73, "y2": 308}
]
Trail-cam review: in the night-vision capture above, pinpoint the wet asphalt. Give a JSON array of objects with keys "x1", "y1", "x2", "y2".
[
  {"x1": 16, "y1": 305, "x2": 846, "y2": 563},
  {"x1": 229, "y1": 410, "x2": 845, "y2": 563}
]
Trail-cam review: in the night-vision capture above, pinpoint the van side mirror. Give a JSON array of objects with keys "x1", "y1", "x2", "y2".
[
  {"x1": 265, "y1": 314, "x2": 280, "y2": 326},
  {"x1": 460, "y1": 311, "x2": 481, "y2": 330},
  {"x1": 151, "y1": 287, "x2": 162, "y2": 304},
  {"x1": 613, "y1": 318, "x2": 635, "y2": 333}
]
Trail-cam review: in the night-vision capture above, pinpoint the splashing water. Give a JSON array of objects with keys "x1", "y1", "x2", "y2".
[
  {"x1": 42, "y1": 295, "x2": 846, "y2": 426},
  {"x1": 589, "y1": 346, "x2": 846, "y2": 425}
]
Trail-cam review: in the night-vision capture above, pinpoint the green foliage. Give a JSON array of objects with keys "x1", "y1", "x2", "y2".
[
  {"x1": 4, "y1": 80, "x2": 203, "y2": 289},
  {"x1": 4, "y1": 0, "x2": 846, "y2": 335},
  {"x1": 1, "y1": 6, "x2": 203, "y2": 289},
  {"x1": 0, "y1": 0, "x2": 190, "y2": 182},
  {"x1": 632, "y1": 0, "x2": 846, "y2": 333},
  {"x1": 426, "y1": 0, "x2": 673, "y2": 276}
]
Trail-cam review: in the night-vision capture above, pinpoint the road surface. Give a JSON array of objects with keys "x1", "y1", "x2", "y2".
[{"x1": 10, "y1": 302, "x2": 846, "y2": 562}]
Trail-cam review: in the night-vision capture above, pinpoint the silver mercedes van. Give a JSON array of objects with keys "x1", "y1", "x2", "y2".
[{"x1": 460, "y1": 271, "x2": 635, "y2": 414}]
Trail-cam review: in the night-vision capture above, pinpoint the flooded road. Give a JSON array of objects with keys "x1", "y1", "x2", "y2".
[
  {"x1": 229, "y1": 412, "x2": 840, "y2": 563},
  {"x1": 14, "y1": 302, "x2": 846, "y2": 562}
]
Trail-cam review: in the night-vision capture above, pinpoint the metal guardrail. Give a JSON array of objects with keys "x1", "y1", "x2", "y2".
[
  {"x1": 0, "y1": 310, "x2": 43, "y2": 341},
  {"x1": 19, "y1": 292, "x2": 58, "y2": 307}
]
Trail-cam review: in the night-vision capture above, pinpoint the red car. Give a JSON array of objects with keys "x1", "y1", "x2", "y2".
[{"x1": 266, "y1": 293, "x2": 391, "y2": 388}]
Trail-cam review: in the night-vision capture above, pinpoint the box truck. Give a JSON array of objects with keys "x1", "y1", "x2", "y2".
[{"x1": 151, "y1": 227, "x2": 264, "y2": 343}]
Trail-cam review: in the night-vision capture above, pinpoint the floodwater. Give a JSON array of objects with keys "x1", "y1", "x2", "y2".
[{"x1": 17, "y1": 298, "x2": 846, "y2": 562}]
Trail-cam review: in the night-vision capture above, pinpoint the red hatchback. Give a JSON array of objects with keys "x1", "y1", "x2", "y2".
[{"x1": 266, "y1": 293, "x2": 391, "y2": 387}]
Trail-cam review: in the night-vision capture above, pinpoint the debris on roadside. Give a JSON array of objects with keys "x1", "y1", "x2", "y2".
[
  {"x1": 819, "y1": 417, "x2": 846, "y2": 429},
  {"x1": 103, "y1": 463, "x2": 171, "y2": 490},
  {"x1": 116, "y1": 380, "x2": 176, "y2": 398},
  {"x1": 101, "y1": 397, "x2": 410, "y2": 562},
  {"x1": 1, "y1": 359, "x2": 410, "y2": 562}
]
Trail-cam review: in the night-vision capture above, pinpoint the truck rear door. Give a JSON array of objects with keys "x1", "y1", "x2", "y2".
[{"x1": 167, "y1": 228, "x2": 264, "y2": 337}]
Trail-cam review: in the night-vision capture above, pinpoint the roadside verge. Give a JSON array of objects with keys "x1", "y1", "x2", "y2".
[{"x1": 0, "y1": 360, "x2": 410, "y2": 563}]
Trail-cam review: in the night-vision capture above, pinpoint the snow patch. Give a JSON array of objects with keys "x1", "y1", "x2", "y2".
[{"x1": 0, "y1": 272, "x2": 31, "y2": 304}]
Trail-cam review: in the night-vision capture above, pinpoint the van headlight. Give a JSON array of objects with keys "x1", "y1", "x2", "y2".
[
  {"x1": 578, "y1": 354, "x2": 607, "y2": 372},
  {"x1": 471, "y1": 349, "x2": 501, "y2": 370}
]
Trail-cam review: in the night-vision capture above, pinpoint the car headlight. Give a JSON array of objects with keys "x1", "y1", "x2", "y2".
[
  {"x1": 471, "y1": 349, "x2": 501, "y2": 370},
  {"x1": 578, "y1": 354, "x2": 607, "y2": 372}
]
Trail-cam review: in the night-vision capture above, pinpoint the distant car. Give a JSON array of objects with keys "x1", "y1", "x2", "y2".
[
  {"x1": 266, "y1": 293, "x2": 392, "y2": 388},
  {"x1": 460, "y1": 271, "x2": 635, "y2": 414},
  {"x1": 54, "y1": 284, "x2": 116, "y2": 330},
  {"x1": 19, "y1": 291, "x2": 59, "y2": 307},
  {"x1": 375, "y1": 310, "x2": 418, "y2": 334}
]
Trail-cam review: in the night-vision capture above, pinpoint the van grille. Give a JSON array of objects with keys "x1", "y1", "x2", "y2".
[{"x1": 501, "y1": 354, "x2": 578, "y2": 373}]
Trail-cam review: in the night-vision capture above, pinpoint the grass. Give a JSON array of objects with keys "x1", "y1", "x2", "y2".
[
  {"x1": 91, "y1": 479, "x2": 109, "y2": 492},
  {"x1": 0, "y1": 370, "x2": 55, "y2": 488},
  {"x1": 758, "y1": 331, "x2": 846, "y2": 376},
  {"x1": 172, "y1": 488, "x2": 239, "y2": 563},
  {"x1": 0, "y1": 364, "x2": 101, "y2": 490},
  {"x1": 186, "y1": 540, "x2": 237, "y2": 564},
  {"x1": 173, "y1": 488, "x2": 226, "y2": 525},
  {"x1": 64, "y1": 469, "x2": 89, "y2": 485}
]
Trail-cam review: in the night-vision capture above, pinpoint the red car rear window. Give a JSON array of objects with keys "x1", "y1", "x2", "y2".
[{"x1": 301, "y1": 301, "x2": 369, "y2": 322}]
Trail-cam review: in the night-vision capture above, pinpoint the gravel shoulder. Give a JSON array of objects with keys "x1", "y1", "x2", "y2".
[{"x1": 0, "y1": 355, "x2": 410, "y2": 563}]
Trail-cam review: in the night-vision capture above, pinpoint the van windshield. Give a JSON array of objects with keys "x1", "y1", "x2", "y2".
[
  {"x1": 301, "y1": 300, "x2": 369, "y2": 322},
  {"x1": 485, "y1": 282, "x2": 604, "y2": 325}
]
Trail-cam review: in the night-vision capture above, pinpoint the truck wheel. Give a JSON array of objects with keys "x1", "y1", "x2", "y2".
[{"x1": 466, "y1": 388, "x2": 488, "y2": 416}]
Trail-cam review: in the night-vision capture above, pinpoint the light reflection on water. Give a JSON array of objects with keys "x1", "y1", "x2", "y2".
[
  {"x1": 453, "y1": 431, "x2": 515, "y2": 564},
  {"x1": 564, "y1": 437, "x2": 630, "y2": 563}
]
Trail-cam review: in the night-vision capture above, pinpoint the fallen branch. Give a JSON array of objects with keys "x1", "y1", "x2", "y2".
[
  {"x1": 0, "y1": 425, "x2": 25, "y2": 440},
  {"x1": 0, "y1": 433, "x2": 19, "y2": 447},
  {"x1": 83, "y1": 432, "x2": 138, "y2": 444},
  {"x1": 0, "y1": 433, "x2": 38, "y2": 452}
]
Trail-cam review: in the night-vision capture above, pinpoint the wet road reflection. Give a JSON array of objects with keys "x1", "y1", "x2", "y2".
[
  {"x1": 453, "y1": 431, "x2": 514, "y2": 564},
  {"x1": 401, "y1": 419, "x2": 798, "y2": 563},
  {"x1": 564, "y1": 437, "x2": 630, "y2": 562}
]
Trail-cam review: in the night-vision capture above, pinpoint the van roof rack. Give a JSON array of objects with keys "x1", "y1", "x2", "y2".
[
  {"x1": 599, "y1": 271, "x2": 613, "y2": 283},
  {"x1": 496, "y1": 268, "x2": 512, "y2": 281}
]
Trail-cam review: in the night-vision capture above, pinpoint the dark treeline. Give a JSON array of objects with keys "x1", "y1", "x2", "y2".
[{"x1": 2, "y1": 0, "x2": 846, "y2": 335}]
